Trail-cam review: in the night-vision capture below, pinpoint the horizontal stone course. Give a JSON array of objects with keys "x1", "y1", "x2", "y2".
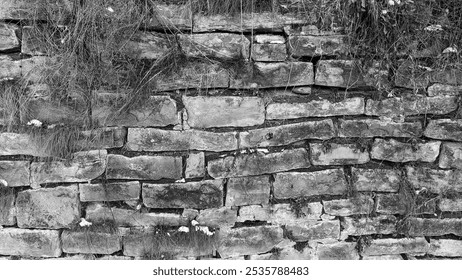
[
  {"x1": 361, "y1": 238, "x2": 429, "y2": 256},
  {"x1": 338, "y1": 119, "x2": 422, "y2": 138},
  {"x1": 405, "y1": 218, "x2": 462, "y2": 236},
  {"x1": 196, "y1": 207, "x2": 237, "y2": 228},
  {"x1": 316, "y1": 242, "x2": 360, "y2": 260},
  {"x1": 406, "y1": 166, "x2": 462, "y2": 193},
  {"x1": 439, "y1": 198, "x2": 462, "y2": 212},
  {"x1": 62, "y1": 230, "x2": 121, "y2": 255},
  {"x1": 289, "y1": 35, "x2": 346, "y2": 57},
  {"x1": 424, "y1": 119, "x2": 462, "y2": 142},
  {"x1": 0, "y1": 133, "x2": 45, "y2": 157},
  {"x1": 226, "y1": 175, "x2": 270, "y2": 206},
  {"x1": 366, "y1": 96, "x2": 457, "y2": 117},
  {"x1": 351, "y1": 168, "x2": 400, "y2": 192},
  {"x1": 178, "y1": 33, "x2": 250, "y2": 60},
  {"x1": 429, "y1": 239, "x2": 462, "y2": 257},
  {"x1": 310, "y1": 143, "x2": 370, "y2": 165},
  {"x1": 79, "y1": 181, "x2": 140, "y2": 202},
  {"x1": 341, "y1": 216, "x2": 397, "y2": 239},
  {"x1": 371, "y1": 139, "x2": 441, "y2": 163},
  {"x1": 286, "y1": 220, "x2": 340, "y2": 242},
  {"x1": 0, "y1": 228, "x2": 61, "y2": 258},
  {"x1": 323, "y1": 196, "x2": 374, "y2": 216}
]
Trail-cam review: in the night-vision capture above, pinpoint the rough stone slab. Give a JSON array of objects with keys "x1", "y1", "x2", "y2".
[
  {"x1": 431, "y1": 67, "x2": 462, "y2": 85},
  {"x1": 424, "y1": 119, "x2": 462, "y2": 142},
  {"x1": 62, "y1": 230, "x2": 121, "y2": 255},
  {"x1": 30, "y1": 150, "x2": 107, "y2": 187},
  {"x1": 0, "y1": 133, "x2": 46, "y2": 157},
  {"x1": 121, "y1": 32, "x2": 172, "y2": 60},
  {"x1": 0, "y1": 228, "x2": 61, "y2": 258},
  {"x1": 362, "y1": 255, "x2": 403, "y2": 260},
  {"x1": 196, "y1": 207, "x2": 237, "y2": 228},
  {"x1": 0, "y1": 0, "x2": 71, "y2": 20},
  {"x1": 240, "y1": 120, "x2": 335, "y2": 148},
  {"x1": 352, "y1": 168, "x2": 400, "y2": 192},
  {"x1": 20, "y1": 25, "x2": 48, "y2": 55},
  {"x1": 439, "y1": 198, "x2": 462, "y2": 212},
  {"x1": 341, "y1": 216, "x2": 397, "y2": 239},
  {"x1": 178, "y1": 33, "x2": 250, "y2": 60},
  {"x1": 406, "y1": 166, "x2": 462, "y2": 194},
  {"x1": 315, "y1": 60, "x2": 387, "y2": 88},
  {"x1": 106, "y1": 154, "x2": 182, "y2": 180},
  {"x1": 429, "y1": 239, "x2": 462, "y2": 257},
  {"x1": 143, "y1": 180, "x2": 224, "y2": 209},
  {"x1": 289, "y1": 35, "x2": 347, "y2": 57},
  {"x1": 269, "y1": 203, "x2": 324, "y2": 225},
  {"x1": 366, "y1": 96, "x2": 457, "y2": 117},
  {"x1": 316, "y1": 242, "x2": 359, "y2": 260},
  {"x1": 375, "y1": 194, "x2": 434, "y2": 215},
  {"x1": 0, "y1": 188, "x2": 15, "y2": 225},
  {"x1": 226, "y1": 175, "x2": 270, "y2": 206},
  {"x1": 406, "y1": 218, "x2": 462, "y2": 236},
  {"x1": 371, "y1": 139, "x2": 441, "y2": 163},
  {"x1": 0, "y1": 161, "x2": 30, "y2": 187},
  {"x1": 236, "y1": 205, "x2": 270, "y2": 222},
  {"x1": 186, "y1": 152, "x2": 205, "y2": 179},
  {"x1": 310, "y1": 143, "x2": 370, "y2": 165},
  {"x1": 25, "y1": 95, "x2": 87, "y2": 126},
  {"x1": 273, "y1": 169, "x2": 347, "y2": 199},
  {"x1": 148, "y1": 2, "x2": 192, "y2": 30},
  {"x1": 183, "y1": 96, "x2": 264, "y2": 128},
  {"x1": 439, "y1": 142, "x2": 462, "y2": 169},
  {"x1": 323, "y1": 196, "x2": 374, "y2": 216},
  {"x1": 338, "y1": 119, "x2": 423, "y2": 138},
  {"x1": 230, "y1": 62, "x2": 314, "y2": 89},
  {"x1": 77, "y1": 127, "x2": 126, "y2": 150},
  {"x1": 0, "y1": 23, "x2": 19, "y2": 51},
  {"x1": 207, "y1": 148, "x2": 310, "y2": 179},
  {"x1": 126, "y1": 128, "x2": 238, "y2": 152},
  {"x1": 93, "y1": 94, "x2": 178, "y2": 127},
  {"x1": 362, "y1": 238, "x2": 429, "y2": 256},
  {"x1": 286, "y1": 220, "x2": 340, "y2": 242},
  {"x1": 16, "y1": 185, "x2": 80, "y2": 229},
  {"x1": 0, "y1": 56, "x2": 50, "y2": 82},
  {"x1": 427, "y1": 83, "x2": 462, "y2": 96},
  {"x1": 217, "y1": 225, "x2": 284, "y2": 258},
  {"x1": 394, "y1": 60, "x2": 432, "y2": 89},
  {"x1": 292, "y1": 87, "x2": 312, "y2": 95},
  {"x1": 266, "y1": 97, "x2": 365, "y2": 119},
  {"x1": 252, "y1": 42, "x2": 287, "y2": 62},
  {"x1": 79, "y1": 181, "x2": 140, "y2": 202}
]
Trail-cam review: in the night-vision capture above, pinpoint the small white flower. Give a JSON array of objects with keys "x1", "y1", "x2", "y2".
[
  {"x1": 257, "y1": 148, "x2": 269, "y2": 154},
  {"x1": 46, "y1": 124, "x2": 57, "y2": 129},
  {"x1": 196, "y1": 226, "x2": 214, "y2": 236},
  {"x1": 79, "y1": 218, "x2": 92, "y2": 227},
  {"x1": 27, "y1": 119, "x2": 42, "y2": 127},
  {"x1": 136, "y1": 203, "x2": 142, "y2": 210},
  {"x1": 175, "y1": 178, "x2": 186, "y2": 183},
  {"x1": 191, "y1": 220, "x2": 199, "y2": 226},
  {"x1": 443, "y1": 46, "x2": 458, "y2": 54},
  {"x1": 106, "y1": 7, "x2": 114, "y2": 13},
  {"x1": 424, "y1": 24, "x2": 443, "y2": 32},
  {"x1": 388, "y1": 0, "x2": 395, "y2": 6},
  {"x1": 0, "y1": 179, "x2": 8, "y2": 187},
  {"x1": 382, "y1": 10, "x2": 388, "y2": 15},
  {"x1": 178, "y1": 226, "x2": 190, "y2": 233}
]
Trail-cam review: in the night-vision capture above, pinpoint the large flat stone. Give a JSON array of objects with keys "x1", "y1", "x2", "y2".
[
  {"x1": 126, "y1": 128, "x2": 238, "y2": 152},
  {"x1": 352, "y1": 168, "x2": 400, "y2": 192},
  {"x1": 196, "y1": 207, "x2": 237, "y2": 228},
  {"x1": 252, "y1": 35, "x2": 287, "y2": 62},
  {"x1": 16, "y1": 185, "x2": 80, "y2": 229},
  {"x1": 0, "y1": 188, "x2": 15, "y2": 226},
  {"x1": 266, "y1": 97, "x2": 365, "y2": 120},
  {"x1": 375, "y1": 194, "x2": 437, "y2": 215},
  {"x1": 0, "y1": 56, "x2": 50, "y2": 82},
  {"x1": 0, "y1": 133, "x2": 45, "y2": 156},
  {"x1": 0, "y1": 23, "x2": 19, "y2": 51},
  {"x1": 371, "y1": 139, "x2": 441, "y2": 163},
  {"x1": 439, "y1": 198, "x2": 462, "y2": 212},
  {"x1": 106, "y1": 154, "x2": 182, "y2": 180},
  {"x1": 286, "y1": 220, "x2": 340, "y2": 242},
  {"x1": 0, "y1": 228, "x2": 61, "y2": 258},
  {"x1": 323, "y1": 196, "x2": 374, "y2": 216},
  {"x1": 178, "y1": 33, "x2": 250, "y2": 60},
  {"x1": 338, "y1": 119, "x2": 423, "y2": 138},
  {"x1": 239, "y1": 120, "x2": 336, "y2": 148},
  {"x1": 394, "y1": 60, "x2": 432, "y2": 89},
  {"x1": 405, "y1": 218, "x2": 462, "y2": 236},
  {"x1": 76, "y1": 127, "x2": 126, "y2": 150},
  {"x1": 427, "y1": 83, "x2": 462, "y2": 96},
  {"x1": 439, "y1": 142, "x2": 462, "y2": 169},
  {"x1": 25, "y1": 95, "x2": 87, "y2": 126},
  {"x1": 366, "y1": 96, "x2": 457, "y2": 117},
  {"x1": 406, "y1": 166, "x2": 462, "y2": 194},
  {"x1": 289, "y1": 35, "x2": 347, "y2": 57},
  {"x1": 121, "y1": 32, "x2": 172, "y2": 60},
  {"x1": 273, "y1": 169, "x2": 347, "y2": 199},
  {"x1": 310, "y1": 143, "x2": 370, "y2": 165},
  {"x1": 361, "y1": 238, "x2": 429, "y2": 256},
  {"x1": 79, "y1": 181, "x2": 140, "y2": 202},
  {"x1": 237, "y1": 202, "x2": 323, "y2": 224},
  {"x1": 0, "y1": 161, "x2": 30, "y2": 187},
  {"x1": 62, "y1": 229, "x2": 121, "y2": 255},
  {"x1": 341, "y1": 216, "x2": 397, "y2": 239},
  {"x1": 424, "y1": 119, "x2": 462, "y2": 141},
  {"x1": 143, "y1": 180, "x2": 224, "y2": 209},
  {"x1": 429, "y1": 239, "x2": 462, "y2": 257},
  {"x1": 226, "y1": 175, "x2": 270, "y2": 206},
  {"x1": 316, "y1": 242, "x2": 359, "y2": 260},
  {"x1": 207, "y1": 148, "x2": 311, "y2": 179},
  {"x1": 183, "y1": 96, "x2": 264, "y2": 128},
  {"x1": 185, "y1": 152, "x2": 205, "y2": 179}
]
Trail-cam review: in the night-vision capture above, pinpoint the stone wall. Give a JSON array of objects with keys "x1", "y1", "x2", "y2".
[{"x1": 1, "y1": 0, "x2": 462, "y2": 260}]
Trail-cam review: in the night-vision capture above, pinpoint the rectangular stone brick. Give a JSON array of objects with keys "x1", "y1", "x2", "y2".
[
  {"x1": 236, "y1": 205, "x2": 269, "y2": 222},
  {"x1": 252, "y1": 35, "x2": 287, "y2": 62},
  {"x1": 286, "y1": 220, "x2": 340, "y2": 242},
  {"x1": 341, "y1": 216, "x2": 397, "y2": 239},
  {"x1": 62, "y1": 229, "x2": 121, "y2": 255},
  {"x1": 361, "y1": 255, "x2": 403, "y2": 260},
  {"x1": 25, "y1": 95, "x2": 87, "y2": 126},
  {"x1": 106, "y1": 154, "x2": 182, "y2": 180},
  {"x1": 273, "y1": 169, "x2": 347, "y2": 199},
  {"x1": 183, "y1": 96, "x2": 264, "y2": 128},
  {"x1": 366, "y1": 96, "x2": 457, "y2": 117},
  {"x1": 186, "y1": 152, "x2": 205, "y2": 179},
  {"x1": 0, "y1": 23, "x2": 19, "y2": 51},
  {"x1": 429, "y1": 239, "x2": 462, "y2": 257},
  {"x1": 405, "y1": 218, "x2": 462, "y2": 236},
  {"x1": 439, "y1": 198, "x2": 462, "y2": 212},
  {"x1": 207, "y1": 148, "x2": 310, "y2": 179},
  {"x1": 0, "y1": 161, "x2": 30, "y2": 187},
  {"x1": 371, "y1": 139, "x2": 440, "y2": 163},
  {"x1": 0, "y1": 133, "x2": 45, "y2": 157},
  {"x1": 424, "y1": 119, "x2": 462, "y2": 142},
  {"x1": 427, "y1": 83, "x2": 462, "y2": 96},
  {"x1": 406, "y1": 166, "x2": 462, "y2": 193},
  {"x1": 378, "y1": 194, "x2": 436, "y2": 215},
  {"x1": 0, "y1": 188, "x2": 15, "y2": 226},
  {"x1": 310, "y1": 143, "x2": 370, "y2": 165},
  {"x1": 196, "y1": 207, "x2": 237, "y2": 228},
  {"x1": 16, "y1": 185, "x2": 80, "y2": 229},
  {"x1": 79, "y1": 181, "x2": 140, "y2": 202},
  {"x1": 30, "y1": 150, "x2": 107, "y2": 187},
  {"x1": 237, "y1": 203, "x2": 323, "y2": 224},
  {"x1": 0, "y1": 228, "x2": 61, "y2": 258},
  {"x1": 323, "y1": 196, "x2": 374, "y2": 216},
  {"x1": 143, "y1": 180, "x2": 224, "y2": 209},
  {"x1": 362, "y1": 238, "x2": 429, "y2": 256},
  {"x1": 226, "y1": 175, "x2": 270, "y2": 206},
  {"x1": 178, "y1": 33, "x2": 250, "y2": 60},
  {"x1": 316, "y1": 242, "x2": 359, "y2": 260},
  {"x1": 0, "y1": 56, "x2": 50, "y2": 82},
  {"x1": 120, "y1": 32, "x2": 172, "y2": 60},
  {"x1": 289, "y1": 35, "x2": 347, "y2": 57},
  {"x1": 266, "y1": 97, "x2": 365, "y2": 119},
  {"x1": 352, "y1": 168, "x2": 400, "y2": 192},
  {"x1": 439, "y1": 142, "x2": 462, "y2": 169},
  {"x1": 77, "y1": 127, "x2": 126, "y2": 150},
  {"x1": 338, "y1": 119, "x2": 422, "y2": 138},
  {"x1": 126, "y1": 128, "x2": 238, "y2": 152}
]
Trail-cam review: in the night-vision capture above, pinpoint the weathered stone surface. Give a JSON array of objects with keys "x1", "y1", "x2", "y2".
[
  {"x1": 310, "y1": 143, "x2": 370, "y2": 165},
  {"x1": 405, "y1": 218, "x2": 462, "y2": 236},
  {"x1": 273, "y1": 169, "x2": 347, "y2": 199},
  {"x1": 16, "y1": 185, "x2": 80, "y2": 229},
  {"x1": 183, "y1": 96, "x2": 264, "y2": 128},
  {"x1": 226, "y1": 175, "x2": 270, "y2": 206},
  {"x1": 352, "y1": 168, "x2": 400, "y2": 192},
  {"x1": 126, "y1": 128, "x2": 238, "y2": 152},
  {"x1": 121, "y1": 32, "x2": 172, "y2": 59},
  {"x1": 178, "y1": 33, "x2": 250, "y2": 60},
  {"x1": 143, "y1": 180, "x2": 224, "y2": 209},
  {"x1": 361, "y1": 238, "x2": 429, "y2": 256},
  {"x1": 0, "y1": 133, "x2": 45, "y2": 156},
  {"x1": 427, "y1": 83, "x2": 462, "y2": 96},
  {"x1": 394, "y1": 60, "x2": 432, "y2": 89},
  {"x1": 362, "y1": 255, "x2": 403, "y2": 260},
  {"x1": 217, "y1": 225, "x2": 284, "y2": 258},
  {"x1": 315, "y1": 60, "x2": 387, "y2": 88},
  {"x1": 230, "y1": 62, "x2": 314, "y2": 89},
  {"x1": 207, "y1": 148, "x2": 310, "y2": 178},
  {"x1": 93, "y1": 94, "x2": 178, "y2": 127},
  {"x1": 62, "y1": 230, "x2": 121, "y2": 255},
  {"x1": 429, "y1": 239, "x2": 462, "y2": 257},
  {"x1": 439, "y1": 142, "x2": 462, "y2": 169},
  {"x1": 79, "y1": 181, "x2": 140, "y2": 202},
  {"x1": 0, "y1": 56, "x2": 50, "y2": 82},
  {"x1": 0, "y1": 161, "x2": 30, "y2": 187},
  {"x1": 338, "y1": 119, "x2": 422, "y2": 138},
  {"x1": 323, "y1": 196, "x2": 374, "y2": 216},
  {"x1": 341, "y1": 216, "x2": 397, "y2": 239},
  {"x1": 371, "y1": 139, "x2": 441, "y2": 163},
  {"x1": 439, "y1": 198, "x2": 462, "y2": 212},
  {"x1": 236, "y1": 205, "x2": 270, "y2": 222},
  {"x1": 252, "y1": 35, "x2": 286, "y2": 61},
  {"x1": 25, "y1": 95, "x2": 86, "y2": 126},
  {"x1": 106, "y1": 154, "x2": 182, "y2": 180},
  {"x1": 0, "y1": 228, "x2": 61, "y2": 258},
  {"x1": 406, "y1": 166, "x2": 462, "y2": 194},
  {"x1": 289, "y1": 35, "x2": 346, "y2": 57},
  {"x1": 237, "y1": 203, "x2": 323, "y2": 223},
  {"x1": 186, "y1": 152, "x2": 205, "y2": 179},
  {"x1": 0, "y1": 0, "x2": 71, "y2": 20},
  {"x1": 148, "y1": 2, "x2": 192, "y2": 30},
  {"x1": 196, "y1": 207, "x2": 237, "y2": 228},
  {"x1": 366, "y1": 96, "x2": 457, "y2": 117},
  {"x1": 424, "y1": 119, "x2": 462, "y2": 142},
  {"x1": 0, "y1": 188, "x2": 15, "y2": 225},
  {"x1": 316, "y1": 242, "x2": 359, "y2": 260},
  {"x1": 77, "y1": 127, "x2": 126, "y2": 150},
  {"x1": 266, "y1": 97, "x2": 365, "y2": 119},
  {"x1": 431, "y1": 67, "x2": 462, "y2": 86},
  {"x1": 30, "y1": 150, "x2": 107, "y2": 187},
  {"x1": 0, "y1": 23, "x2": 19, "y2": 51},
  {"x1": 286, "y1": 220, "x2": 340, "y2": 242}
]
